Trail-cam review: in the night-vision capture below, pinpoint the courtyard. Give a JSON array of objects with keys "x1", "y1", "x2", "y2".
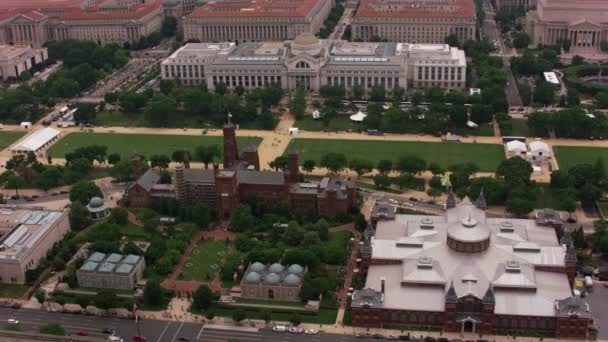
[
  {"x1": 48, "y1": 132, "x2": 261, "y2": 160},
  {"x1": 287, "y1": 138, "x2": 505, "y2": 172},
  {"x1": 178, "y1": 239, "x2": 228, "y2": 282}
]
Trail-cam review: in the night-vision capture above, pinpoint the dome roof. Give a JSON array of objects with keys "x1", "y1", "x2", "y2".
[
  {"x1": 287, "y1": 264, "x2": 304, "y2": 274},
  {"x1": 89, "y1": 196, "x2": 104, "y2": 208},
  {"x1": 264, "y1": 272, "x2": 281, "y2": 284},
  {"x1": 293, "y1": 32, "x2": 319, "y2": 46},
  {"x1": 283, "y1": 274, "x2": 301, "y2": 285},
  {"x1": 244, "y1": 271, "x2": 261, "y2": 283},
  {"x1": 250, "y1": 262, "x2": 265, "y2": 272},
  {"x1": 269, "y1": 263, "x2": 285, "y2": 273},
  {"x1": 447, "y1": 215, "x2": 491, "y2": 243}
]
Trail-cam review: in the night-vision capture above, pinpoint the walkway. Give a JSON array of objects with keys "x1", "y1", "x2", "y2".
[{"x1": 328, "y1": 223, "x2": 360, "y2": 324}]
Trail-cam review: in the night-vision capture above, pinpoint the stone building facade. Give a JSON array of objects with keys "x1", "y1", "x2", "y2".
[
  {"x1": 183, "y1": 0, "x2": 333, "y2": 43},
  {"x1": 351, "y1": 0, "x2": 476, "y2": 44},
  {"x1": 0, "y1": 0, "x2": 163, "y2": 47},
  {"x1": 0, "y1": 207, "x2": 70, "y2": 284},
  {"x1": 0, "y1": 44, "x2": 47, "y2": 80},
  {"x1": 161, "y1": 36, "x2": 467, "y2": 93},
  {"x1": 351, "y1": 198, "x2": 589, "y2": 339},
  {"x1": 77, "y1": 252, "x2": 145, "y2": 290},
  {"x1": 126, "y1": 124, "x2": 357, "y2": 219},
  {"x1": 495, "y1": 0, "x2": 536, "y2": 10},
  {"x1": 526, "y1": 0, "x2": 608, "y2": 52},
  {"x1": 240, "y1": 262, "x2": 307, "y2": 302}
]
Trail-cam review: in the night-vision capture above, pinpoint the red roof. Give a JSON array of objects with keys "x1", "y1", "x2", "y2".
[
  {"x1": 0, "y1": 0, "x2": 160, "y2": 21},
  {"x1": 356, "y1": 0, "x2": 475, "y2": 19},
  {"x1": 21, "y1": 9, "x2": 45, "y2": 21},
  {"x1": 189, "y1": 0, "x2": 320, "y2": 18},
  {"x1": 0, "y1": 0, "x2": 81, "y2": 10}
]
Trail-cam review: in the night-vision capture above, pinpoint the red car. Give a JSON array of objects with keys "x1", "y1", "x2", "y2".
[
  {"x1": 133, "y1": 334, "x2": 146, "y2": 342},
  {"x1": 78, "y1": 331, "x2": 89, "y2": 336}
]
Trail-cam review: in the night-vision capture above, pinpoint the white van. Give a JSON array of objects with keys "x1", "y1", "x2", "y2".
[{"x1": 272, "y1": 325, "x2": 288, "y2": 332}]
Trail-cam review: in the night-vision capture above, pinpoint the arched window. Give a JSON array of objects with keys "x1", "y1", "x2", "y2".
[{"x1": 296, "y1": 61, "x2": 310, "y2": 69}]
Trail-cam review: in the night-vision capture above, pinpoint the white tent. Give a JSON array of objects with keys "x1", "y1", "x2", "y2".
[
  {"x1": 506, "y1": 140, "x2": 527, "y2": 156},
  {"x1": 288, "y1": 127, "x2": 299, "y2": 135},
  {"x1": 20, "y1": 122, "x2": 31, "y2": 129},
  {"x1": 312, "y1": 110, "x2": 321, "y2": 119},
  {"x1": 11, "y1": 127, "x2": 61, "y2": 154},
  {"x1": 466, "y1": 120, "x2": 478, "y2": 128},
  {"x1": 349, "y1": 111, "x2": 367, "y2": 122},
  {"x1": 529, "y1": 141, "x2": 550, "y2": 158}
]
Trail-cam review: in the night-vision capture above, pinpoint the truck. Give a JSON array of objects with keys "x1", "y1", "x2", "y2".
[
  {"x1": 585, "y1": 276, "x2": 593, "y2": 289},
  {"x1": 367, "y1": 129, "x2": 384, "y2": 136}
]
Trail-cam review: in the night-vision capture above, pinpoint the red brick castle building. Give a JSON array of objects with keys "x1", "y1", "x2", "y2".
[{"x1": 127, "y1": 123, "x2": 357, "y2": 218}]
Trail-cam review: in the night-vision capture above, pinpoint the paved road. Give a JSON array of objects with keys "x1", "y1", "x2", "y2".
[{"x1": 0, "y1": 308, "x2": 390, "y2": 342}]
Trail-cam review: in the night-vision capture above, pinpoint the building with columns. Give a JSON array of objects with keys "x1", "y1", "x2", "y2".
[
  {"x1": 0, "y1": 0, "x2": 163, "y2": 47},
  {"x1": 0, "y1": 44, "x2": 47, "y2": 80},
  {"x1": 526, "y1": 0, "x2": 608, "y2": 52},
  {"x1": 495, "y1": 0, "x2": 536, "y2": 10},
  {"x1": 182, "y1": 0, "x2": 334, "y2": 43},
  {"x1": 161, "y1": 34, "x2": 467, "y2": 93},
  {"x1": 351, "y1": 0, "x2": 476, "y2": 44},
  {"x1": 351, "y1": 198, "x2": 589, "y2": 339}
]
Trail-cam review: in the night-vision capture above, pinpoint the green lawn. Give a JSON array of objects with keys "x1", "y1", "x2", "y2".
[
  {"x1": 49, "y1": 132, "x2": 261, "y2": 160},
  {"x1": 0, "y1": 284, "x2": 28, "y2": 298},
  {"x1": 179, "y1": 239, "x2": 228, "y2": 282},
  {"x1": 294, "y1": 115, "x2": 363, "y2": 132},
  {"x1": 508, "y1": 119, "x2": 530, "y2": 137},
  {"x1": 288, "y1": 138, "x2": 504, "y2": 172},
  {"x1": 235, "y1": 298, "x2": 306, "y2": 308},
  {"x1": 534, "y1": 184, "x2": 563, "y2": 209},
  {"x1": 0, "y1": 131, "x2": 25, "y2": 151},
  {"x1": 554, "y1": 146, "x2": 608, "y2": 172},
  {"x1": 118, "y1": 223, "x2": 147, "y2": 239}
]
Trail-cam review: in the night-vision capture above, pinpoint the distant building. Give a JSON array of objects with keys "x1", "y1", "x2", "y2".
[
  {"x1": 161, "y1": 37, "x2": 467, "y2": 93},
  {"x1": 526, "y1": 0, "x2": 608, "y2": 52},
  {"x1": 240, "y1": 262, "x2": 306, "y2": 302},
  {"x1": 183, "y1": 0, "x2": 334, "y2": 43},
  {"x1": 127, "y1": 124, "x2": 357, "y2": 219},
  {"x1": 77, "y1": 252, "x2": 145, "y2": 290},
  {"x1": 0, "y1": 45, "x2": 47, "y2": 80},
  {"x1": 0, "y1": 207, "x2": 70, "y2": 284},
  {"x1": 351, "y1": 198, "x2": 586, "y2": 338},
  {"x1": 9, "y1": 127, "x2": 60, "y2": 156},
  {"x1": 351, "y1": 0, "x2": 476, "y2": 44},
  {"x1": 0, "y1": 0, "x2": 163, "y2": 47},
  {"x1": 86, "y1": 197, "x2": 110, "y2": 220},
  {"x1": 370, "y1": 203, "x2": 396, "y2": 227},
  {"x1": 495, "y1": 0, "x2": 536, "y2": 10}
]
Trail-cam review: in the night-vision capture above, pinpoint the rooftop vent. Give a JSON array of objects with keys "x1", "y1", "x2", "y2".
[
  {"x1": 499, "y1": 221, "x2": 514, "y2": 233},
  {"x1": 420, "y1": 218, "x2": 434, "y2": 230},
  {"x1": 396, "y1": 237, "x2": 423, "y2": 248},
  {"x1": 505, "y1": 260, "x2": 521, "y2": 273},
  {"x1": 417, "y1": 256, "x2": 433, "y2": 269}
]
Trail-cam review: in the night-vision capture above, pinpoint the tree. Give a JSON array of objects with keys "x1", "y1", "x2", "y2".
[
  {"x1": 594, "y1": 92, "x2": 608, "y2": 109},
  {"x1": 69, "y1": 181, "x2": 102, "y2": 205},
  {"x1": 230, "y1": 205, "x2": 255, "y2": 232},
  {"x1": 506, "y1": 194, "x2": 535, "y2": 217},
  {"x1": 396, "y1": 155, "x2": 426, "y2": 175},
  {"x1": 144, "y1": 95, "x2": 176, "y2": 127},
  {"x1": 193, "y1": 285, "x2": 214, "y2": 310},
  {"x1": 161, "y1": 15, "x2": 177, "y2": 37},
  {"x1": 302, "y1": 160, "x2": 316, "y2": 174},
  {"x1": 534, "y1": 81, "x2": 556, "y2": 106},
  {"x1": 195, "y1": 145, "x2": 220, "y2": 169},
  {"x1": 373, "y1": 173, "x2": 391, "y2": 189},
  {"x1": 159, "y1": 79, "x2": 176, "y2": 95},
  {"x1": 143, "y1": 280, "x2": 163, "y2": 307},
  {"x1": 109, "y1": 207, "x2": 128, "y2": 225},
  {"x1": 572, "y1": 55, "x2": 585, "y2": 65},
  {"x1": 496, "y1": 157, "x2": 532, "y2": 187},
  {"x1": 392, "y1": 85, "x2": 405, "y2": 101},
  {"x1": 232, "y1": 310, "x2": 247, "y2": 324},
  {"x1": 428, "y1": 162, "x2": 444, "y2": 176},
  {"x1": 320, "y1": 153, "x2": 347, "y2": 174},
  {"x1": 512, "y1": 32, "x2": 531, "y2": 49},
  {"x1": 427, "y1": 188, "x2": 442, "y2": 201},
  {"x1": 34, "y1": 288, "x2": 46, "y2": 304},
  {"x1": 205, "y1": 311, "x2": 215, "y2": 321},
  {"x1": 445, "y1": 34, "x2": 460, "y2": 47},
  {"x1": 171, "y1": 150, "x2": 191, "y2": 164},
  {"x1": 192, "y1": 204, "x2": 211, "y2": 229},
  {"x1": 369, "y1": 85, "x2": 386, "y2": 102},
  {"x1": 289, "y1": 313, "x2": 302, "y2": 326},
  {"x1": 550, "y1": 170, "x2": 573, "y2": 188},
  {"x1": 352, "y1": 84, "x2": 364, "y2": 100},
  {"x1": 235, "y1": 84, "x2": 246, "y2": 97},
  {"x1": 269, "y1": 156, "x2": 288, "y2": 171},
  {"x1": 377, "y1": 159, "x2": 393, "y2": 174},
  {"x1": 150, "y1": 154, "x2": 171, "y2": 169},
  {"x1": 354, "y1": 213, "x2": 367, "y2": 232},
  {"x1": 123, "y1": 241, "x2": 143, "y2": 255},
  {"x1": 215, "y1": 82, "x2": 228, "y2": 96},
  {"x1": 107, "y1": 153, "x2": 121, "y2": 165},
  {"x1": 291, "y1": 87, "x2": 307, "y2": 120},
  {"x1": 94, "y1": 290, "x2": 117, "y2": 310},
  {"x1": 349, "y1": 159, "x2": 373, "y2": 178},
  {"x1": 69, "y1": 202, "x2": 91, "y2": 231},
  {"x1": 36, "y1": 167, "x2": 63, "y2": 191},
  {"x1": 262, "y1": 310, "x2": 272, "y2": 327}
]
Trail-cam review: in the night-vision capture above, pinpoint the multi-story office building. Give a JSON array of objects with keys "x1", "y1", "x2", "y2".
[
  {"x1": 351, "y1": 199, "x2": 589, "y2": 339},
  {"x1": 495, "y1": 0, "x2": 536, "y2": 10},
  {"x1": 526, "y1": 0, "x2": 608, "y2": 52},
  {"x1": 0, "y1": 0, "x2": 163, "y2": 47},
  {"x1": 161, "y1": 35, "x2": 467, "y2": 93},
  {"x1": 351, "y1": 0, "x2": 476, "y2": 44},
  {"x1": 0, "y1": 207, "x2": 70, "y2": 284},
  {"x1": 0, "y1": 44, "x2": 47, "y2": 80},
  {"x1": 182, "y1": 0, "x2": 333, "y2": 43}
]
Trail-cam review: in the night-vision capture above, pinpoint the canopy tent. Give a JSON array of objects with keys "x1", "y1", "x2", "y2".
[
  {"x1": 10, "y1": 127, "x2": 61, "y2": 154},
  {"x1": 467, "y1": 120, "x2": 478, "y2": 128},
  {"x1": 350, "y1": 111, "x2": 367, "y2": 122},
  {"x1": 312, "y1": 110, "x2": 321, "y2": 119},
  {"x1": 506, "y1": 140, "x2": 527, "y2": 153}
]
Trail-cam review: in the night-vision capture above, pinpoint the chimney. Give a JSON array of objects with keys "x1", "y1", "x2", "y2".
[
  {"x1": 213, "y1": 163, "x2": 219, "y2": 177},
  {"x1": 380, "y1": 277, "x2": 386, "y2": 294},
  {"x1": 183, "y1": 152, "x2": 190, "y2": 169},
  {"x1": 288, "y1": 148, "x2": 299, "y2": 183},
  {"x1": 132, "y1": 155, "x2": 142, "y2": 179}
]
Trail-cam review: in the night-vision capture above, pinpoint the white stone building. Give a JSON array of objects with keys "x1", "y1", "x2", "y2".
[
  {"x1": 0, "y1": 44, "x2": 47, "y2": 80},
  {"x1": 161, "y1": 34, "x2": 467, "y2": 93}
]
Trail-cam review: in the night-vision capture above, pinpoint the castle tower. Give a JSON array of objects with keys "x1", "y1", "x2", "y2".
[
  {"x1": 242, "y1": 143, "x2": 260, "y2": 171},
  {"x1": 443, "y1": 281, "x2": 459, "y2": 332},
  {"x1": 287, "y1": 147, "x2": 299, "y2": 183},
  {"x1": 223, "y1": 123, "x2": 239, "y2": 169},
  {"x1": 481, "y1": 285, "x2": 496, "y2": 334},
  {"x1": 175, "y1": 164, "x2": 187, "y2": 202}
]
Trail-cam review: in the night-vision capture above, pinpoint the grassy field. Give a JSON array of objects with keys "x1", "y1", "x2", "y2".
[
  {"x1": 294, "y1": 115, "x2": 363, "y2": 132},
  {"x1": 554, "y1": 146, "x2": 608, "y2": 172},
  {"x1": 288, "y1": 138, "x2": 504, "y2": 172},
  {"x1": 49, "y1": 132, "x2": 261, "y2": 160},
  {"x1": 0, "y1": 131, "x2": 25, "y2": 151},
  {"x1": 118, "y1": 223, "x2": 147, "y2": 239},
  {"x1": 509, "y1": 119, "x2": 530, "y2": 137},
  {"x1": 0, "y1": 284, "x2": 28, "y2": 298},
  {"x1": 179, "y1": 239, "x2": 228, "y2": 282}
]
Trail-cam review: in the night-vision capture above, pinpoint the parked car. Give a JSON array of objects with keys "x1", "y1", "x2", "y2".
[
  {"x1": 356, "y1": 333, "x2": 372, "y2": 338},
  {"x1": 387, "y1": 336, "x2": 399, "y2": 340},
  {"x1": 102, "y1": 328, "x2": 115, "y2": 334},
  {"x1": 78, "y1": 331, "x2": 89, "y2": 336},
  {"x1": 289, "y1": 326, "x2": 303, "y2": 334},
  {"x1": 304, "y1": 329, "x2": 318, "y2": 335},
  {"x1": 132, "y1": 334, "x2": 146, "y2": 341},
  {"x1": 7, "y1": 318, "x2": 18, "y2": 325}
]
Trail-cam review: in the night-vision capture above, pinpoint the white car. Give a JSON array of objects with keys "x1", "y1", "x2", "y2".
[
  {"x1": 272, "y1": 325, "x2": 288, "y2": 332},
  {"x1": 7, "y1": 318, "x2": 19, "y2": 325},
  {"x1": 107, "y1": 337, "x2": 123, "y2": 342},
  {"x1": 305, "y1": 329, "x2": 318, "y2": 335},
  {"x1": 289, "y1": 326, "x2": 303, "y2": 334}
]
